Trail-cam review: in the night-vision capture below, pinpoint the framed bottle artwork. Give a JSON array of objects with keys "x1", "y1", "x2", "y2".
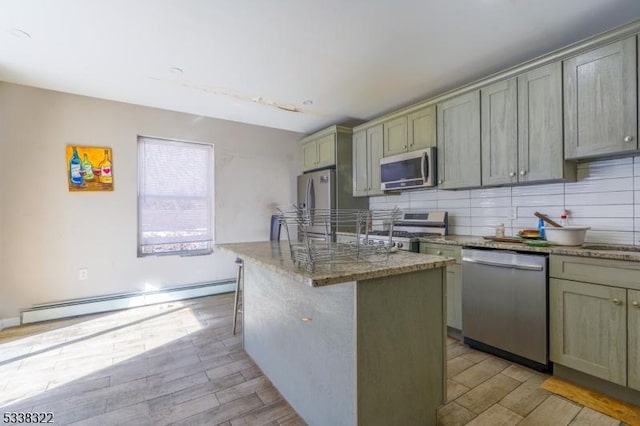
[{"x1": 66, "y1": 145, "x2": 113, "y2": 191}]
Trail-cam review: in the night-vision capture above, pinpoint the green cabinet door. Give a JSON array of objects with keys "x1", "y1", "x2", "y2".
[
  {"x1": 352, "y1": 125, "x2": 384, "y2": 197},
  {"x1": 408, "y1": 105, "x2": 436, "y2": 151},
  {"x1": 316, "y1": 133, "x2": 336, "y2": 169},
  {"x1": 352, "y1": 130, "x2": 369, "y2": 197},
  {"x1": 383, "y1": 116, "x2": 408, "y2": 157},
  {"x1": 629, "y1": 289, "x2": 640, "y2": 391},
  {"x1": 367, "y1": 125, "x2": 384, "y2": 196},
  {"x1": 550, "y1": 278, "x2": 627, "y2": 386},
  {"x1": 446, "y1": 264, "x2": 462, "y2": 330},
  {"x1": 437, "y1": 91, "x2": 481, "y2": 189},
  {"x1": 564, "y1": 36, "x2": 637, "y2": 159},
  {"x1": 518, "y1": 62, "x2": 564, "y2": 182},
  {"x1": 481, "y1": 78, "x2": 518, "y2": 186},
  {"x1": 302, "y1": 140, "x2": 318, "y2": 171},
  {"x1": 420, "y1": 243, "x2": 462, "y2": 330}
]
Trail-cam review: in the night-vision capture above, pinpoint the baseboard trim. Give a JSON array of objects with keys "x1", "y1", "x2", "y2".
[
  {"x1": 0, "y1": 317, "x2": 21, "y2": 330},
  {"x1": 20, "y1": 279, "x2": 235, "y2": 325}
]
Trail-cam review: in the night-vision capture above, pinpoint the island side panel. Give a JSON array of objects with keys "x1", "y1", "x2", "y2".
[
  {"x1": 243, "y1": 261, "x2": 357, "y2": 426},
  {"x1": 356, "y1": 268, "x2": 445, "y2": 426}
]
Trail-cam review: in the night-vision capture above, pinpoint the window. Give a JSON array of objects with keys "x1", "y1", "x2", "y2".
[{"x1": 137, "y1": 136, "x2": 214, "y2": 256}]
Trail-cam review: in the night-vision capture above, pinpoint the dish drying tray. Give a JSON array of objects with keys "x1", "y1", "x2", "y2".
[{"x1": 278, "y1": 208, "x2": 403, "y2": 272}]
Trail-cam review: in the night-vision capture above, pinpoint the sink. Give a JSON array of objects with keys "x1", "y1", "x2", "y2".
[{"x1": 581, "y1": 244, "x2": 640, "y2": 253}]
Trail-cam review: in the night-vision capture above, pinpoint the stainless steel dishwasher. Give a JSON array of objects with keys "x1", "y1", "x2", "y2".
[{"x1": 461, "y1": 249, "x2": 550, "y2": 371}]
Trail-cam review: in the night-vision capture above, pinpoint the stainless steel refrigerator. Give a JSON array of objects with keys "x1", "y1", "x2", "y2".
[{"x1": 297, "y1": 169, "x2": 335, "y2": 240}]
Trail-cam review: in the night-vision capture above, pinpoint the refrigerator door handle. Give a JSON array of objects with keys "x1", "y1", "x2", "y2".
[
  {"x1": 303, "y1": 176, "x2": 311, "y2": 223},
  {"x1": 308, "y1": 178, "x2": 315, "y2": 225}
]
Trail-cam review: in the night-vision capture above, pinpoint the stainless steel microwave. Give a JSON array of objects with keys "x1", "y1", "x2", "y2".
[{"x1": 380, "y1": 147, "x2": 436, "y2": 190}]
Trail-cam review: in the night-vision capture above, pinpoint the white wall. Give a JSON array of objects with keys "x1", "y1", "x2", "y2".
[
  {"x1": 371, "y1": 157, "x2": 640, "y2": 246},
  {"x1": 0, "y1": 82, "x2": 302, "y2": 320}
]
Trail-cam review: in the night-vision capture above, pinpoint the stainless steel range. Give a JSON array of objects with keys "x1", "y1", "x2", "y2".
[{"x1": 363, "y1": 211, "x2": 448, "y2": 252}]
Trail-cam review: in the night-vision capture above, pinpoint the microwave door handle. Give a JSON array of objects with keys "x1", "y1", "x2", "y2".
[{"x1": 422, "y1": 153, "x2": 428, "y2": 181}]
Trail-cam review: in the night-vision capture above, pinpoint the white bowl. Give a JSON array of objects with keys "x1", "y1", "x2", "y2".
[{"x1": 544, "y1": 226, "x2": 590, "y2": 246}]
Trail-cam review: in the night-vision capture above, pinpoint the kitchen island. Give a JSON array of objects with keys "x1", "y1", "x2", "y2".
[{"x1": 216, "y1": 241, "x2": 454, "y2": 426}]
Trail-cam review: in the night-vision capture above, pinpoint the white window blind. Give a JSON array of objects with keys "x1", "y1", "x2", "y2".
[{"x1": 138, "y1": 136, "x2": 213, "y2": 256}]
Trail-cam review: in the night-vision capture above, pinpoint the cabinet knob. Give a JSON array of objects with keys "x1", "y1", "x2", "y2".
[
  {"x1": 613, "y1": 298, "x2": 622, "y2": 305},
  {"x1": 438, "y1": 180, "x2": 443, "y2": 184},
  {"x1": 509, "y1": 172, "x2": 516, "y2": 177},
  {"x1": 436, "y1": 250, "x2": 442, "y2": 255},
  {"x1": 519, "y1": 170, "x2": 527, "y2": 176},
  {"x1": 624, "y1": 135, "x2": 634, "y2": 143},
  {"x1": 404, "y1": 145, "x2": 408, "y2": 149},
  {"x1": 633, "y1": 301, "x2": 639, "y2": 308}
]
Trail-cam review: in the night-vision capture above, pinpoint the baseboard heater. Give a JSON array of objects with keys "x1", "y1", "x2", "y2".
[{"x1": 20, "y1": 279, "x2": 235, "y2": 324}]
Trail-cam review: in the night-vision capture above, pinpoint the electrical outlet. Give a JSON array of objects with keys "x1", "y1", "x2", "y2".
[{"x1": 79, "y1": 268, "x2": 88, "y2": 281}]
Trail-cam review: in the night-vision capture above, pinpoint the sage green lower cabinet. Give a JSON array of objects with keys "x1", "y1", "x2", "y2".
[
  {"x1": 549, "y1": 278, "x2": 627, "y2": 385},
  {"x1": 549, "y1": 254, "x2": 640, "y2": 396},
  {"x1": 243, "y1": 259, "x2": 446, "y2": 425},
  {"x1": 630, "y1": 289, "x2": 640, "y2": 392},
  {"x1": 420, "y1": 243, "x2": 462, "y2": 331}
]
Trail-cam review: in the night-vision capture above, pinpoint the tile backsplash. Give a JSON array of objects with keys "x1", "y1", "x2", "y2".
[{"x1": 369, "y1": 157, "x2": 640, "y2": 245}]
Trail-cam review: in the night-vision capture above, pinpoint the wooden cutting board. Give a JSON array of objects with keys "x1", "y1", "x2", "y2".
[{"x1": 482, "y1": 236, "x2": 523, "y2": 243}]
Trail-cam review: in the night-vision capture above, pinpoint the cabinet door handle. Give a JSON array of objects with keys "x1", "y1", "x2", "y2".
[
  {"x1": 436, "y1": 250, "x2": 442, "y2": 255},
  {"x1": 632, "y1": 301, "x2": 639, "y2": 308},
  {"x1": 613, "y1": 298, "x2": 622, "y2": 305},
  {"x1": 624, "y1": 135, "x2": 634, "y2": 143},
  {"x1": 509, "y1": 172, "x2": 516, "y2": 177},
  {"x1": 520, "y1": 170, "x2": 527, "y2": 176},
  {"x1": 438, "y1": 180, "x2": 443, "y2": 184}
]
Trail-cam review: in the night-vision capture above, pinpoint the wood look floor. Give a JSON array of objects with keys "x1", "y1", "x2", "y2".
[{"x1": 0, "y1": 293, "x2": 628, "y2": 425}]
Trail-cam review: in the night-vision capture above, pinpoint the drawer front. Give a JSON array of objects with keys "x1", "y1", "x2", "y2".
[
  {"x1": 420, "y1": 243, "x2": 462, "y2": 264},
  {"x1": 550, "y1": 255, "x2": 640, "y2": 290}
]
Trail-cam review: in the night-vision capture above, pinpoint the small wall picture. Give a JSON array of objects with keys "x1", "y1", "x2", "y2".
[{"x1": 66, "y1": 145, "x2": 113, "y2": 191}]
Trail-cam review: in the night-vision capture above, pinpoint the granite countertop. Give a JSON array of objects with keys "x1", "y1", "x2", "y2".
[
  {"x1": 419, "y1": 235, "x2": 640, "y2": 262},
  {"x1": 337, "y1": 232, "x2": 640, "y2": 262},
  {"x1": 216, "y1": 241, "x2": 455, "y2": 287}
]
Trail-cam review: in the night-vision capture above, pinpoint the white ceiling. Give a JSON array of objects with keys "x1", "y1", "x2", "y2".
[{"x1": 2, "y1": 1, "x2": 640, "y2": 135}]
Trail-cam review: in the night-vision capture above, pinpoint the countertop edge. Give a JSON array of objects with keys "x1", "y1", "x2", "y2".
[
  {"x1": 217, "y1": 242, "x2": 455, "y2": 287},
  {"x1": 337, "y1": 232, "x2": 640, "y2": 262}
]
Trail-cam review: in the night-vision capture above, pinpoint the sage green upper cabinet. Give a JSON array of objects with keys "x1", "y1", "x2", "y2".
[
  {"x1": 383, "y1": 105, "x2": 436, "y2": 157},
  {"x1": 630, "y1": 289, "x2": 640, "y2": 391},
  {"x1": 564, "y1": 36, "x2": 638, "y2": 159},
  {"x1": 408, "y1": 105, "x2": 437, "y2": 151},
  {"x1": 383, "y1": 116, "x2": 408, "y2": 157},
  {"x1": 517, "y1": 62, "x2": 565, "y2": 183},
  {"x1": 481, "y1": 63, "x2": 571, "y2": 186},
  {"x1": 353, "y1": 125, "x2": 384, "y2": 197},
  {"x1": 301, "y1": 133, "x2": 336, "y2": 171},
  {"x1": 353, "y1": 130, "x2": 368, "y2": 196},
  {"x1": 481, "y1": 78, "x2": 517, "y2": 186},
  {"x1": 437, "y1": 91, "x2": 481, "y2": 189}
]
